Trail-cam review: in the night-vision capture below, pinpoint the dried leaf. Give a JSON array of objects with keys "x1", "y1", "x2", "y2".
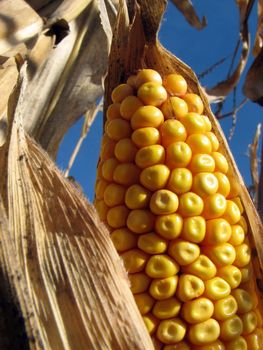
[
  {"x1": 243, "y1": 46, "x2": 263, "y2": 104},
  {"x1": 0, "y1": 65, "x2": 153, "y2": 350},
  {"x1": 253, "y1": 0, "x2": 263, "y2": 56},
  {"x1": 0, "y1": 0, "x2": 43, "y2": 56},
  {"x1": 19, "y1": 0, "x2": 114, "y2": 157},
  {"x1": 65, "y1": 99, "x2": 103, "y2": 178},
  {"x1": 171, "y1": 0, "x2": 206, "y2": 30},
  {"x1": 249, "y1": 123, "x2": 261, "y2": 206},
  {"x1": 0, "y1": 57, "x2": 19, "y2": 146},
  {"x1": 205, "y1": 0, "x2": 253, "y2": 99}
]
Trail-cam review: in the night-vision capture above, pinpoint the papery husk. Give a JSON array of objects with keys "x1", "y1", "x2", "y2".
[
  {"x1": 105, "y1": 0, "x2": 263, "y2": 311},
  {"x1": 0, "y1": 64, "x2": 154, "y2": 349}
]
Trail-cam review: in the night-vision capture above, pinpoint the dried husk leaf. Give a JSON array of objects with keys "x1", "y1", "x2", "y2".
[
  {"x1": 253, "y1": 0, "x2": 263, "y2": 56},
  {"x1": 243, "y1": 46, "x2": 263, "y2": 105},
  {"x1": 249, "y1": 123, "x2": 261, "y2": 206},
  {"x1": 171, "y1": 0, "x2": 207, "y2": 30},
  {"x1": 105, "y1": 0, "x2": 263, "y2": 316},
  {"x1": 0, "y1": 0, "x2": 43, "y2": 56},
  {"x1": 205, "y1": 0, "x2": 252, "y2": 100},
  {"x1": 0, "y1": 65, "x2": 154, "y2": 349}
]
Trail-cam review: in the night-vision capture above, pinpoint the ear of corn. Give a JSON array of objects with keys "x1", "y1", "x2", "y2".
[{"x1": 95, "y1": 68, "x2": 263, "y2": 349}]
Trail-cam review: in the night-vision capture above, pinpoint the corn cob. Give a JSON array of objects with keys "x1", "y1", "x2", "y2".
[{"x1": 95, "y1": 68, "x2": 263, "y2": 349}]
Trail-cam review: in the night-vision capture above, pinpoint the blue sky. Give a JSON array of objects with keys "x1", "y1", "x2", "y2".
[{"x1": 57, "y1": 0, "x2": 263, "y2": 201}]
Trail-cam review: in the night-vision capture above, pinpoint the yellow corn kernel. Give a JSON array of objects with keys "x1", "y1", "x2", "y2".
[
  {"x1": 155, "y1": 213, "x2": 183, "y2": 240},
  {"x1": 163, "y1": 74, "x2": 187, "y2": 96},
  {"x1": 186, "y1": 134, "x2": 212, "y2": 154},
  {"x1": 176, "y1": 274, "x2": 205, "y2": 302},
  {"x1": 134, "y1": 293, "x2": 154, "y2": 315},
  {"x1": 233, "y1": 243, "x2": 251, "y2": 267},
  {"x1": 166, "y1": 142, "x2": 192, "y2": 168},
  {"x1": 181, "y1": 297, "x2": 214, "y2": 324},
  {"x1": 187, "y1": 319, "x2": 220, "y2": 345},
  {"x1": 121, "y1": 249, "x2": 148, "y2": 273},
  {"x1": 149, "y1": 276, "x2": 179, "y2": 300},
  {"x1": 178, "y1": 192, "x2": 204, "y2": 217},
  {"x1": 225, "y1": 336, "x2": 247, "y2": 350},
  {"x1": 204, "y1": 277, "x2": 231, "y2": 301},
  {"x1": 183, "y1": 94, "x2": 204, "y2": 115},
  {"x1": 100, "y1": 138, "x2": 116, "y2": 161},
  {"x1": 245, "y1": 328, "x2": 263, "y2": 349},
  {"x1": 238, "y1": 216, "x2": 248, "y2": 234},
  {"x1": 94, "y1": 200, "x2": 109, "y2": 221},
  {"x1": 203, "y1": 243, "x2": 236, "y2": 267},
  {"x1": 221, "y1": 200, "x2": 241, "y2": 225},
  {"x1": 229, "y1": 225, "x2": 245, "y2": 246},
  {"x1": 181, "y1": 216, "x2": 206, "y2": 243},
  {"x1": 192, "y1": 172, "x2": 219, "y2": 198},
  {"x1": 227, "y1": 175, "x2": 241, "y2": 199},
  {"x1": 157, "y1": 318, "x2": 187, "y2": 344},
  {"x1": 102, "y1": 158, "x2": 119, "y2": 181},
  {"x1": 111, "y1": 228, "x2": 137, "y2": 252},
  {"x1": 214, "y1": 172, "x2": 231, "y2": 197},
  {"x1": 160, "y1": 119, "x2": 187, "y2": 147},
  {"x1": 231, "y1": 288, "x2": 253, "y2": 314},
  {"x1": 111, "y1": 83, "x2": 134, "y2": 103},
  {"x1": 131, "y1": 105, "x2": 164, "y2": 129},
  {"x1": 138, "y1": 232, "x2": 167, "y2": 254},
  {"x1": 192, "y1": 340, "x2": 225, "y2": 350},
  {"x1": 217, "y1": 265, "x2": 241, "y2": 289},
  {"x1": 153, "y1": 297, "x2": 181, "y2": 319},
  {"x1": 129, "y1": 272, "x2": 151, "y2": 294},
  {"x1": 106, "y1": 118, "x2": 132, "y2": 141},
  {"x1": 179, "y1": 113, "x2": 206, "y2": 134},
  {"x1": 164, "y1": 341, "x2": 190, "y2": 350},
  {"x1": 125, "y1": 184, "x2": 151, "y2": 210},
  {"x1": 104, "y1": 183, "x2": 126, "y2": 207},
  {"x1": 106, "y1": 102, "x2": 121, "y2": 120},
  {"x1": 203, "y1": 116, "x2": 212, "y2": 131},
  {"x1": 230, "y1": 198, "x2": 244, "y2": 215},
  {"x1": 189, "y1": 154, "x2": 215, "y2": 173},
  {"x1": 135, "y1": 145, "x2": 165, "y2": 168},
  {"x1": 211, "y1": 152, "x2": 229, "y2": 173},
  {"x1": 127, "y1": 209, "x2": 155, "y2": 234},
  {"x1": 168, "y1": 239, "x2": 200, "y2": 266},
  {"x1": 203, "y1": 218, "x2": 231, "y2": 245},
  {"x1": 106, "y1": 205, "x2": 129, "y2": 229},
  {"x1": 150, "y1": 189, "x2": 179, "y2": 215},
  {"x1": 182, "y1": 255, "x2": 217, "y2": 280},
  {"x1": 213, "y1": 295, "x2": 238, "y2": 321},
  {"x1": 241, "y1": 311, "x2": 258, "y2": 335},
  {"x1": 240, "y1": 264, "x2": 252, "y2": 283},
  {"x1": 202, "y1": 193, "x2": 226, "y2": 219},
  {"x1": 136, "y1": 69, "x2": 163, "y2": 88},
  {"x1": 137, "y1": 82, "x2": 167, "y2": 106},
  {"x1": 97, "y1": 161, "x2": 103, "y2": 178},
  {"x1": 161, "y1": 97, "x2": 188, "y2": 119},
  {"x1": 114, "y1": 138, "x2": 137, "y2": 162},
  {"x1": 113, "y1": 163, "x2": 140, "y2": 186},
  {"x1": 205, "y1": 132, "x2": 219, "y2": 151},
  {"x1": 120, "y1": 95, "x2": 143, "y2": 120},
  {"x1": 131, "y1": 127, "x2": 160, "y2": 148},
  {"x1": 140, "y1": 164, "x2": 170, "y2": 191},
  {"x1": 145, "y1": 254, "x2": 179, "y2": 278},
  {"x1": 167, "y1": 168, "x2": 192, "y2": 195},
  {"x1": 142, "y1": 313, "x2": 159, "y2": 335},
  {"x1": 219, "y1": 315, "x2": 243, "y2": 341},
  {"x1": 95, "y1": 178, "x2": 109, "y2": 199}
]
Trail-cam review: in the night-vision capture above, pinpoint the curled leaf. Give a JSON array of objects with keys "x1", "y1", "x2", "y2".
[{"x1": 171, "y1": 0, "x2": 206, "y2": 30}]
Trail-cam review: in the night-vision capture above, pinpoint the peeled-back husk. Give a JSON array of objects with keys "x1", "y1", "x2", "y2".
[{"x1": 105, "y1": 0, "x2": 263, "y2": 310}]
